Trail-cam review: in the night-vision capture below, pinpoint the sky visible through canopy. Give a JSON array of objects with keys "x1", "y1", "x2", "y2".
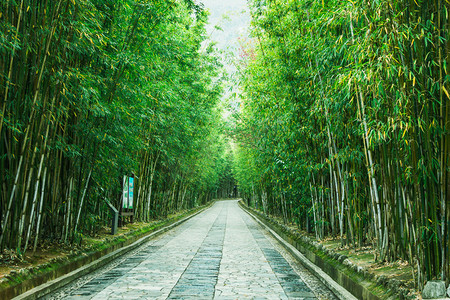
[
  {"x1": 200, "y1": 0, "x2": 250, "y2": 113},
  {"x1": 201, "y1": 0, "x2": 250, "y2": 51}
]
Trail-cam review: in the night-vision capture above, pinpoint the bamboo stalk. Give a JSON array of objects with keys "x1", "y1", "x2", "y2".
[
  {"x1": 33, "y1": 165, "x2": 47, "y2": 253},
  {"x1": 74, "y1": 170, "x2": 92, "y2": 233},
  {"x1": 357, "y1": 88, "x2": 383, "y2": 255},
  {"x1": 64, "y1": 178, "x2": 73, "y2": 243},
  {"x1": 145, "y1": 152, "x2": 160, "y2": 221},
  {"x1": 0, "y1": 156, "x2": 23, "y2": 247},
  {"x1": 23, "y1": 154, "x2": 45, "y2": 254}
]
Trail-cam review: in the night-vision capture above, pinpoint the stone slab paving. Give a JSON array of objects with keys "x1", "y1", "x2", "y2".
[
  {"x1": 167, "y1": 205, "x2": 227, "y2": 299},
  {"x1": 44, "y1": 200, "x2": 337, "y2": 300},
  {"x1": 214, "y1": 201, "x2": 287, "y2": 300}
]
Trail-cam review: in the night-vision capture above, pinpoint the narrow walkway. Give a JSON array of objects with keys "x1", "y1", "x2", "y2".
[{"x1": 47, "y1": 200, "x2": 335, "y2": 299}]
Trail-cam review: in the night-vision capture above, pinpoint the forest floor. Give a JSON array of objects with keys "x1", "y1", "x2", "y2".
[
  {"x1": 320, "y1": 238, "x2": 417, "y2": 297},
  {"x1": 0, "y1": 218, "x2": 170, "y2": 280},
  {"x1": 320, "y1": 238, "x2": 413, "y2": 282}
]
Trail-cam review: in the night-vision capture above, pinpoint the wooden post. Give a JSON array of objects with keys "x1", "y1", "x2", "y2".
[{"x1": 104, "y1": 199, "x2": 118, "y2": 235}]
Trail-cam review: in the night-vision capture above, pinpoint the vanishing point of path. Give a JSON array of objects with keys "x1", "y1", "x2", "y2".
[{"x1": 45, "y1": 200, "x2": 337, "y2": 299}]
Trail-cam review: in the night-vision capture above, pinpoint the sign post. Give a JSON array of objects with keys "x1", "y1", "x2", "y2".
[
  {"x1": 121, "y1": 175, "x2": 135, "y2": 224},
  {"x1": 104, "y1": 198, "x2": 118, "y2": 235}
]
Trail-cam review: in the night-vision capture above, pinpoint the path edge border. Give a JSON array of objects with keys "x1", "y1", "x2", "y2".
[
  {"x1": 8, "y1": 202, "x2": 213, "y2": 300},
  {"x1": 239, "y1": 200, "x2": 395, "y2": 300}
]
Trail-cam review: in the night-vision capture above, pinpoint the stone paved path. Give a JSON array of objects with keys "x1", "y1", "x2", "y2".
[{"x1": 45, "y1": 200, "x2": 337, "y2": 299}]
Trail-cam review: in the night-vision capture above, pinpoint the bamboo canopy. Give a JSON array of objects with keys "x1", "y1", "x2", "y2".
[
  {"x1": 234, "y1": 0, "x2": 450, "y2": 289},
  {"x1": 0, "y1": 0, "x2": 231, "y2": 255}
]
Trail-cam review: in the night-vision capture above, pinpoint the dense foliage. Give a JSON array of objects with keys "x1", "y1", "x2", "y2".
[
  {"x1": 234, "y1": 0, "x2": 449, "y2": 288},
  {"x1": 0, "y1": 0, "x2": 232, "y2": 254}
]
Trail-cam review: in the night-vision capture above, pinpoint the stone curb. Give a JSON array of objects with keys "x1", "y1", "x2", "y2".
[
  {"x1": 239, "y1": 201, "x2": 359, "y2": 300},
  {"x1": 11, "y1": 203, "x2": 213, "y2": 300}
]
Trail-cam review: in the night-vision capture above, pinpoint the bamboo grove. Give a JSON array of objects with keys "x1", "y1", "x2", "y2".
[
  {"x1": 0, "y1": 0, "x2": 234, "y2": 255},
  {"x1": 234, "y1": 0, "x2": 450, "y2": 288}
]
